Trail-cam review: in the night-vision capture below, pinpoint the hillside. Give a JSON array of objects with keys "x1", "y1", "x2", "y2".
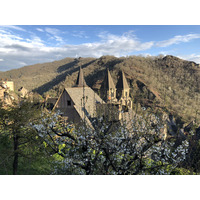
[{"x1": 1, "y1": 55, "x2": 200, "y2": 122}]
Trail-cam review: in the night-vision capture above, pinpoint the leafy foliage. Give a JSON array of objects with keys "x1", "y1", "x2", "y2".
[
  {"x1": 0, "y1": 101, "x2": 56, "y2": 174},
  {"x1": 31, "y1": 110, "x2": 190, "y2": 175},
  {"x1": 0, "y1": 98, "x2": 198, "y2": 175}
]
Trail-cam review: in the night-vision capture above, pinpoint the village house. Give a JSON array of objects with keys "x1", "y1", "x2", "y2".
[
  {"x1": 0, "y1": 79, "x2": 15, "y2": 105},
  {"x1": 0, "y1": 79, "x2": 14, "y2": 91},
  {"x1": 18, "y1": 87, "x2": 29, "y2": 98},
  {"x1": 0, "y1": 84, "x2": 6, "y2": 99}
]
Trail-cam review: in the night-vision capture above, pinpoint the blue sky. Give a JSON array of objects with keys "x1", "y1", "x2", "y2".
[{"x1": 0, "y1": 25, "x2": 200, "y2": 71}]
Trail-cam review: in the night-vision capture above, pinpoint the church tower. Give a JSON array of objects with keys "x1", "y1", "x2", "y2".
[
  {"x1": 100, "y1": 69, "x2": 117, "y2": 103},
  {"x1": 75, "y1": 66, "x2": 87, "y2": 87},
  {"x1": 116, "y1": 70, "x2": 132, "y2": 109}
]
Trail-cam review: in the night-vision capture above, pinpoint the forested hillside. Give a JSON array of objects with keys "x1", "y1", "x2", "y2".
[{"x1": 1, "y1": 55, "x2": 200, "y2": 122}]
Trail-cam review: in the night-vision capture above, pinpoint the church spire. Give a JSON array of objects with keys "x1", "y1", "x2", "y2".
[
  {"x1": 116, "y1": 70, "x2": 129, "y2": 90},
  {"x1": 101, "y1": 68, "x2": 116, "y2": 90},
  {"x1": 116, "y1": 70, "x2": 132, "y2": 109},
  {"x1": 75, "y1": 67, "x2": 87, "y2": 87},
  {"x1": 100, "y1": 68, "x2": 117, "y2": 102}
]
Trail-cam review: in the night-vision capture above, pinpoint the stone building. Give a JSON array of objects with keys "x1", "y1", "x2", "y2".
[
  {"x1": 100, "y1": 69, "x2": 117, "y2": 103},
  {"x1": 53, "y1": 67, "x2": 105, "y2": 128},
  {"x1": 100, "y1": 69, "x2": 132, "y2": 108},
  {"x1": 52, "y1": 67, "x2": 133, "y2": 127},
  {"x1": 18, "y1": 87, "x2": 29, "y2": 98},
  {"x1": 0, "y1": 79, "x2": 14, "y2": 91},
  {"x1": 0, "y1": 80, "x2": 15, "y2": 105},
  {"x1": 116, "y1": 70, "x2": 132, "y2": 110},
  {"x1": 99, "y1": 69, "x2": 133, "y2": 121},
  {"x1": 0, "y1": 84, "x2": 6, "y2": 99}
]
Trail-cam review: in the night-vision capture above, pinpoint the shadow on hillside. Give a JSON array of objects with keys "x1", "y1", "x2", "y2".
[
  {"x1": 85, "y1": 68, "x2": 106, "y2": 88},
  {"x1": 33, "y1": 59, "x2": 96, "y2": 95},
  {"x1": 57, "y1": 60, "x2": 78, "y2": 73},
  {"x1": 84, "y1": 64, "x2": 123, "y2": 90}
]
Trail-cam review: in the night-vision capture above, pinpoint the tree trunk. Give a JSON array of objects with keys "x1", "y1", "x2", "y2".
[{"x1": 13, "y1": 134, "x2": 19, "y2": 175}]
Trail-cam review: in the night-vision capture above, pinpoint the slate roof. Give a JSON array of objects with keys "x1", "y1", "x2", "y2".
[
  {"x1": 53, "y1": 86, "x2": 105, "y2": 129},
  {"x1": 116, "y1": 70, "x2": 129, "y2": 89},
  {"x1": 65, "y1": 86, "x2": 104, "y2": 119}
]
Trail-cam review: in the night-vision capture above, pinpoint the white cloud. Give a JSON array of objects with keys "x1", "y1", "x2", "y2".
[
  {"x1": 98, "y1": 30, "x2": 136, "y2": 41},
  {"x1": 72, "y1": 31, "x2": 89, "y2": 38},
  {"x1": 156, "y1": 34, "x2": 200, "y2": 47},
  {"x1": 2, "y1": 29, "x2": 200, "y2": 71},
  {"x1": 36, "y1": 28, "x2": 44, "y2": 32},
  {"x1": 0, "y1": 30, "x2": 155, "y2": 71},
  {"x1": 45, "y1": 27, "x2": 64, "y2": 43},
  {"x1": 45, "y1": 27, "x2": 61, "y2": 35},
  {"x1": 94, "y1": 31, "x2": 154, "y2": 54},
  {"x1": 60, "y1": 32, "x2": 154, "y2": 58},
  {"x1": 0, "y1": 25, "x2": 26, "y2": 32},
  {"x1": 138, "y1": 53, "x2": 152, "y2": 57},
  {"x1": 178, "y1": 54, "x2": 200, "y2": 64}
]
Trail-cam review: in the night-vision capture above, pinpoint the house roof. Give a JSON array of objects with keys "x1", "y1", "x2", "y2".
[
  {"x1": 116, "y1": 70, "x2": 129, "y2": 90},
  {"x1": 100, "y1": 69, "x2": 116, "y2": 90},
  {"x1": 75, "y1": 67, "x2": 87, "y2": 87},
  {"x1": 65, "y1": 86, "x2": 104, "y2": 118},
  {"x1": 53, "y1": 86, "x2": 105, "y2": 129}
]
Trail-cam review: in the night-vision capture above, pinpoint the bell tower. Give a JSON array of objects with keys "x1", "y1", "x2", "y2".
[
  {"x1": 116, "y1": 70, "x2": 132, "y2": 109},
  {"x1": 75, "y1": 66, "x2": 87, "y2": 87},
  {"x1": 100, "y1": 68, "x2": 117, "y2": 103}
]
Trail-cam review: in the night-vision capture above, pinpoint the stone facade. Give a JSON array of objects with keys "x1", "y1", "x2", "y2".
[
  {"x1": 18, "y1": 87, "x2": 28, "y2": 98},
  {"x1": 0, "y1": 85, "x2": 6, "y2": 98},
  {"x1": 53, "y1": 67, "x2": 105, "y2": 128},
  {"x1": 100, "y1": 69, "x2": 117, "y2": 103},
  {"x1": 0, "y1": 80, "x2": 14, "y2": 91},
  {"x1": 0, "y1": 80, "x2": 14, "y2": 105},
  {"x1": 99, "y1": 69, "x2": 133, "y2": 120},
  {"x1": 52, "y1": 67, "x2": 133, "y2": 127},
  {"x1": 54, "y1": 89, "x2": 80, "y2": 123},
  {"x1": 116, "y1": 70, "x2": 132, "y2": 110}
]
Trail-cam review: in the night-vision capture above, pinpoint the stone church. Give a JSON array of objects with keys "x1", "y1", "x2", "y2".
[{"x1": 52, "y1": 67, "x2": 133, "y2": 128}]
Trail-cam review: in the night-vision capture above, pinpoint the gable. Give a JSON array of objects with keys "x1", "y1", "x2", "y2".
[
  {"x1": 54, "y1": 89, "x2": 75, "y2": 109},
  {"x1": 65, "y1": 87, "x2": 105, "y2": 118}
]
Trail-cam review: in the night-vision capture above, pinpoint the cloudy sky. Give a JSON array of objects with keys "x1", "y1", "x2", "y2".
[{"x1": 0, "y1": 25, "x2": 200, "y2": 71}]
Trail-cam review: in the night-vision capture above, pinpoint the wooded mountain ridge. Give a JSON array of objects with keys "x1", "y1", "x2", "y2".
[{"x1": 1, "y1": 55, "x2": 200, "y2": 122}]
